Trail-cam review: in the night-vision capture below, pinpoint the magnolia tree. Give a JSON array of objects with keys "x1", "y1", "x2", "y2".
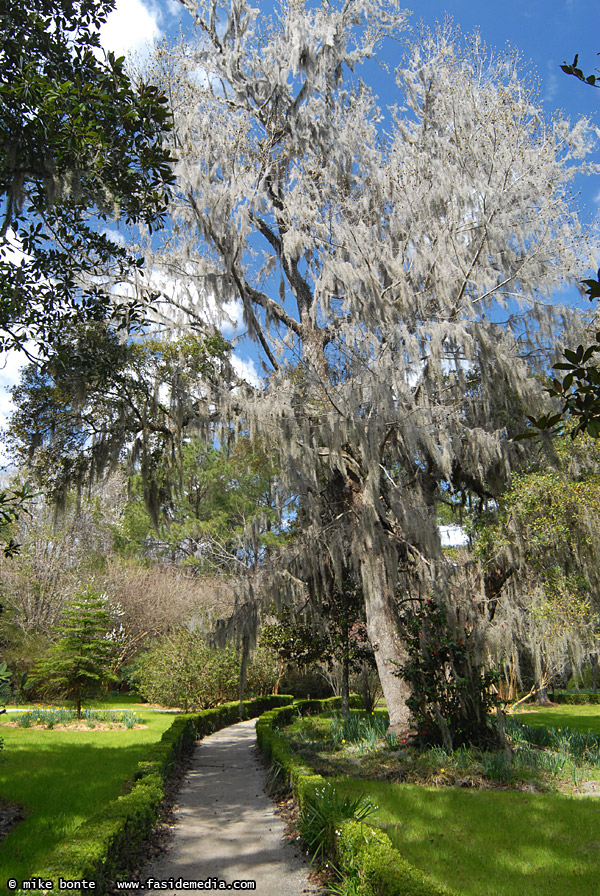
[{"x1": 131, "y1": 0, "x2": 596, "y2": 729}]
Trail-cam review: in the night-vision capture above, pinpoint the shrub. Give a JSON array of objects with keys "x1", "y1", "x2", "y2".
[
  {"x1": 299, "y1": 782, "x2": 376, "y2": 863},
  {"x1": 396, "y1": 598, "x2": 502, "y2": 749},
  {"x1": 0, "y1": 660, "x2": 11, "y2": 702},
  {"x1": 132, "y1": 629, "x2": 280, "y2": 709}
]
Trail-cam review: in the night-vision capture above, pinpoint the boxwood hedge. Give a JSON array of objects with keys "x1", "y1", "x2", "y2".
[
  {"x1": 256, "y1": 699, "x2": 456, "y2": 896},
  {"x1": 35, "y1": 695, "x2": 293, "y2": 893}
]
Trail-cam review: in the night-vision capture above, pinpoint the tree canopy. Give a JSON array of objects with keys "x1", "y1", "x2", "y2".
[
  {"x1": 122, "y1": 0, "x2": 597, "y2": 729},
  {"x1": 0, "y1": 0, "x2": 174, "y2": 357}
]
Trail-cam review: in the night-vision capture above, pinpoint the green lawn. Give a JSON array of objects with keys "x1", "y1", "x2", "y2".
[
  {"x1": 332, "y1": 705, "x2": 600, "y2": 896},
  {"x1": 336, "y1": 778, "x2": 600, "y2": 896},
  {"x1": 512, "y1": 704, "x2": 600, "y2": 735},
  {"x1": 0, "y1": 707, "x2": 176, "y2": 885}
]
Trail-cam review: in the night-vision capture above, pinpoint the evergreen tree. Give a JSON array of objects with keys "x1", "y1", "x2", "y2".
[
  {"x1": 30, "y1": 587, "x2": 115, "y2": 716},
  {"x1": 0, "y1": 0, "x2": 174, "y2": 357}
]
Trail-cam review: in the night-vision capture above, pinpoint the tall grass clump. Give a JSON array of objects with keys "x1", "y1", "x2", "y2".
[
  {"x1": 299, "y1": 781, "x2": 377, "y2": 863},
  {"x1": 331, "y1": 712, "x2": 389, "y2": 750}
]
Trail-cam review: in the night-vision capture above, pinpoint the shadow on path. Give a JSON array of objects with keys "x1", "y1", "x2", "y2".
[{"x1": 142, "y1": 719, "x2": 320, "y2": 895}]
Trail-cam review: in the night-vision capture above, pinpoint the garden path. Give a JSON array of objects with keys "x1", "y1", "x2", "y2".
[{"x1": 141, "y1": 718, "x2": 321, "y2": 896}]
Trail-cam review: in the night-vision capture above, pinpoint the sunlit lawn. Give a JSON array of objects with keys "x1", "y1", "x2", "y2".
[
  {"x1": 511, "y1": 703, "x2": 600, "y2": 735},
  {"x1": 336, "y1": 777, "x2": 600, "y2": 896},
  {"x1": 332, "y1": 705, "x2": 600, "y2": 896},
  {"x1": 0, "y1": 705, "x2": 176, "y2": 885}
]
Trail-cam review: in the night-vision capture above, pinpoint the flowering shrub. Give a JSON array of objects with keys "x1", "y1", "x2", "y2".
[{"x1": 396, "y1": 599, "x2": 503, "y2": 748}]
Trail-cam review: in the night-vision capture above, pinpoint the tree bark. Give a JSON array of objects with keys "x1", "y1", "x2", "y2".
[
  {"x1": 341, "y1": 650, "x2": 350, "y2": 719},
  {"x1": 360, "y1": 551, "x2": 411, "y2": 732},
  {"x1": 590, "y1": 653, "x2": 598, "y2": 694}
]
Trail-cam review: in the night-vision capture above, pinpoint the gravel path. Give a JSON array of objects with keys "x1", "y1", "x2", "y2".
[{"x1": 140, "y1": 718, "x2": 321, "y2": 896}]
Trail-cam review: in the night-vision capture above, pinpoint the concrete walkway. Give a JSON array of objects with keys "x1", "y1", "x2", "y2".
[{"x1": 141, "y1": 719, "x2": 321, "y2": 895}]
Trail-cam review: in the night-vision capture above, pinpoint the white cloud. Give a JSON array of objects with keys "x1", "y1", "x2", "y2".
[
  {"x1": 99, "y1": 0, "x2": 162, "y2": 57},
  {"x1": 166, "y1": 0, "x2": 185, "y2": 17},
  {"x1": 0, "y1": 350, "x2": 31, "y2": 465},
  {"x1": 231, "y1": 355, "x2": 262, "y2": 388},
  {"x1": 543, "y1": 61, "x2": 559, "y2": 104}
]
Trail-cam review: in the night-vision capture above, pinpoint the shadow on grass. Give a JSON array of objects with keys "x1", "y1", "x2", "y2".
[
  {"x1": 336, "y1": 779, "x2": 600, "y2": 896},
  {"x1": 0, "y1": 721, "x2": 173, "y2": 881}
]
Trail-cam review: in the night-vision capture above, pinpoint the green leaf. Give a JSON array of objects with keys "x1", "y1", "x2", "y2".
[{"x1": 586, "y1": 419, "x2": 600, "y2": 439}]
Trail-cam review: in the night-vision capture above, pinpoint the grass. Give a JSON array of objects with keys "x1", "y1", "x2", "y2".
[
  {"x1": 0, "y1": 704, "x2": 176, "y2": 884},
  {"x1": 334, "y1": 778, "x2": 600, "y2": 896},
  {"x1": 283, "y1": 705, "x2": 600, "y2": 896},
  {"x1": 512, "y1": 704, "x2": 600, "y2": 735}
]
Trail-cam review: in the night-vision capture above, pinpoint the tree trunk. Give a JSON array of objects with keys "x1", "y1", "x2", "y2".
[
  {"x1": 360, "y1": 551, "x2": 411, "y2": 732},
  {"x1": 341, "y1": 649, "x2": 350, "y2": 719},
  {"x1": 533, "y1": 653, "x2": 551, "y2": 706},
  {"x1": 535, "y1": 686, "x2": 550, "y2": 706},
  {"x1": 590, "y1": 653, "x2": 598, "y2": 694}
]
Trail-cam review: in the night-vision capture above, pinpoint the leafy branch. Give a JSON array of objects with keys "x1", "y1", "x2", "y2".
[{"x1": 560, "y1": 53, "x2": 600, "y2": 88}]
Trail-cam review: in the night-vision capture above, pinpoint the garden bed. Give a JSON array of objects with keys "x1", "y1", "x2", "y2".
[{"x1": 282, "y1": 707, "x2": 600, "y2": 795}]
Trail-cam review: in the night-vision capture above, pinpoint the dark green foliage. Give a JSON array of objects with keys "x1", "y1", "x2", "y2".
[
  {"x1": 542, "y1": 304, "x2": 600, "y2": 439},
  {"x1": 29, "y1": 587, "x2": 116, "y2": 716},
  {"x1": 0, "y1": 660, "x2": 11, "y2": 702},
  {"x1": 396, "y1": 599, "x2": 502, "y2": 749},
  {"x1": 560, "y1": 53, "x2": 600, "y2": 88},
  {"x1": 0, "y1": 483, "x2": 33, "y2": 557},
  {"x1": 0, "y1": 0, "x2": 174, "y2": 357}
]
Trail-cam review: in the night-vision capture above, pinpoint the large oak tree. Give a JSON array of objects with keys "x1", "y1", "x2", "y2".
[{"x1": 18, "y1": 0, "x2": 597, "y2": 729}]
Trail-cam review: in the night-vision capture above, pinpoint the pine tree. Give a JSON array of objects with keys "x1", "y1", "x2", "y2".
[{"x1": 31, "y1": 588, "x2": 115, "y2": 717}]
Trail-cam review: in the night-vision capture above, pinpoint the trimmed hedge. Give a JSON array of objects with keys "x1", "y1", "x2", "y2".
[
  {"x1": 36, "y1": 695, "x2": 293, "y2": 893},
  {"x1": 256, "y1": 700, "x2": 456, "y2": 896},
  {"x1": 337, "y1": 820, "x2": 455, "y2": 896},
  {"x1": 552, "y1": 692, "x2": 600, "y2": 705}
]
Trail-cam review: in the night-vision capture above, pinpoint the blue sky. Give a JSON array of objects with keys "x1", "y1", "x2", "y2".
[
  {"x1": 1, "y1": 0, "x2": 599, "y2": 439},
  {"x1": 100, "y1": 0, "x2": 599, "y2": 215}
]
